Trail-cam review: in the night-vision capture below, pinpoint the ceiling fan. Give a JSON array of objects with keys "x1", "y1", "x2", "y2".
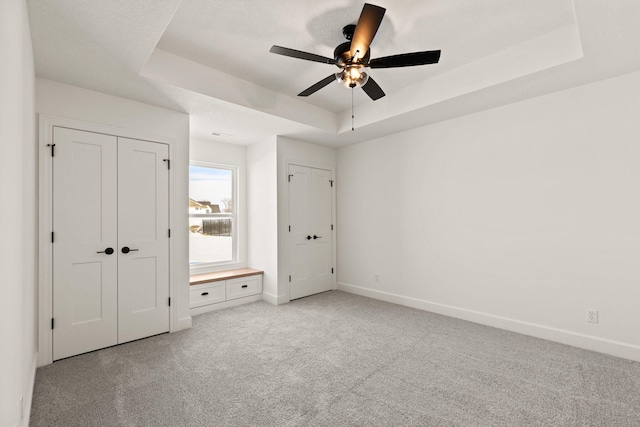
[{"x1": 269, "y1": 3, "x2": 441, "y2": 101}]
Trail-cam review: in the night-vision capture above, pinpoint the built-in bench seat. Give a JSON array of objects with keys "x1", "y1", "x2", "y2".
[
  {"x1": 190, "y1": 268, "x2": 263, "y2": 285},
  {"x1": 189, "y1": 268, "x2": 263, "y2": 315}
]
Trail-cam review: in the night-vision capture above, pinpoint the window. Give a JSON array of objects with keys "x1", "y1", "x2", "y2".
[{"x1": 189, "y1": 162, "x2": 237, "y2": 271}]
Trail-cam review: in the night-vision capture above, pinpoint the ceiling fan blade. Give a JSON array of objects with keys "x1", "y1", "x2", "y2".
[
  {"x1": 298, "y1": 75, "x2": 337, "y2": 97},
  {"x1": 369, "y1": 50, "x2": 441, "y2": 68},
  {"x1": 270, "y1": 45, "x2": 336, "y2": 65},
  {"x1": 350, "y1": 3, "x2": 386, "y2": 60},
  {"x1": 362, "y1": 77, "x2": 385, "y2": 100}
]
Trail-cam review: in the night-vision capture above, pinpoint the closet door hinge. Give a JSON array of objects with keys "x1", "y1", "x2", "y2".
[
  {"x1": 163, "y1": 159, "x2": 171, "y2": 169},
  {"x1": 51, "y1": 232, "x2": 54, "y2": 243},
  {"x1": 331, "y1": 224, "x2": 334, "y2": 231},
  {"x1": 288, "y1": 174, "x2": 293, "y2": 182},
  {"x1": 168, "y1": 229, "x2": 171, "y2": 238},
  {"x1": 168, "y1": 297, "x2": 171, "y2": 307},
  {"x1": 331, "y1": 268, "x2": 334, "y2": 274},
  {"x1": 51, "y1": 318, "x2": 54, "y2": 330},
  {"x1": 330, "y1": 180, "x2": 333, "y2": 187},
  {"x1": 46, "y1": 143, "x2": 56, "y2": 157},
  {"x1": 289, "y1": 275, "x2": 291, "y2": 282},
  {"x1": 288, "y1": 225, "x2": 291, "y2": 232}
]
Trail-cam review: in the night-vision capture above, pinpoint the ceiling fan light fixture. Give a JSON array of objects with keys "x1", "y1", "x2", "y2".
[
  {"x1": 269, "y1": 3, "x2": 440, "y2": 101},
  {"x1": 336, "y1": 65, "x2": 369, "y2": 88}
]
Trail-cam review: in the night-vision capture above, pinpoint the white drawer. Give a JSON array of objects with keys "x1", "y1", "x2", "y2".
[
  {"x1": 226, "y1": 275, "x2": 262, "y2": 300},
  {"x1": 190, "y1": 282, "x2": 225, "y2": 308}
]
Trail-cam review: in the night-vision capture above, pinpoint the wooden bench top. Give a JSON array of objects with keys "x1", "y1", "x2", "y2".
[{"x1": 190, "y1": 268, "x2": 263, "y2": 286}]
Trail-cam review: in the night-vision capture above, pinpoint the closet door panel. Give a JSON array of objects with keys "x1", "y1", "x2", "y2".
[
  {"x1": 288, "y1": 165, "x2": 333, "y2": 300},
  {"x1": 117, "y1": 137, "x2": 170, "y2": 343},
  {"x1": 288, "y1": 165, "x2": 314, "y2": 300},
  {"x1": 52, "y1": 127, "x2": 118, "y2": 360},
  {"x1": 311, "y1": 168, "x2": 333, "y2": 294}
]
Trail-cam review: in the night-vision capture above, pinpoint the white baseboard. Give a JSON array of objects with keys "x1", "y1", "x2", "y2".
[
  {"x1": 190, "y1": 294, "x2": 263, "y2": 316},
  {"x1": 23, "y1": 352, "x2": 38, "y2": 427},
  {"x1": 175, "y1": 316, "x2": 192, "y2": 331},
  {"x1": 262, "y1": 292, "x2": 289, "y2": 306},
  {"x1": 337, "y1": 282, "x2": 640, "y2": 362}
]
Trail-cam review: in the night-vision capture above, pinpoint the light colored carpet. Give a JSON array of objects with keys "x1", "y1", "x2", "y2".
[{"x1": 30, "y1": 291, "x2": 640, "y2": 426}]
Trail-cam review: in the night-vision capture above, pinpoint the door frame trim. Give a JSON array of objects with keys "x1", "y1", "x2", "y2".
[
  {"x1": 283, "y1": 159, "x2": 337, "y2": 303},
  {"x1": 38, "y1": 114, "x2": 177, "y2": 366}
]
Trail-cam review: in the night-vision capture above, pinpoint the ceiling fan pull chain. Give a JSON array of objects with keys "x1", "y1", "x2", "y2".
[{"x1": 352, "y1": 87, "x2": 355, "y2": 131}]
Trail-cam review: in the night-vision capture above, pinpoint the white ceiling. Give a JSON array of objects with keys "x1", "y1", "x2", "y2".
[{"x1": 26, "y1": 1, "x2": 640, "y2": 147}]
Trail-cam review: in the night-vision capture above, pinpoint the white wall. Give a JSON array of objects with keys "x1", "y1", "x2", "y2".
[
  {"x1": 0, "y1": 1, "x2": 37, "y2": 425},
  {"x1": 277, "y1": 136, "x2": 337, "y2": 303},
  {"x1": 247, "y1": 138, "x2": 279, "y2": 301},
  {"x1": 337, "y1": 70, "x2": 640, "y2": 361},
  {"x1": 36, "y1": 79, "x2": 192, "y2": 334},
  {"x1": 190, "y1": 137, "x2": 248, "y2": 270}
]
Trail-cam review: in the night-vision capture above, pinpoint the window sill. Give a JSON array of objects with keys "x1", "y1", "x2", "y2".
[{"x1": 189, "y1": 262, "x2": 244, "y2": 276}]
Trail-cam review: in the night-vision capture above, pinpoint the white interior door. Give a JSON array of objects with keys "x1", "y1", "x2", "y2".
[
  {"x1": 310, "y1": 168, "x2": 333, "y2": 293},
  {"x1": 52, "y1": 127, "x2": 118, "y2": 360},
  {"x1": 52, "y1": 129, "x2": 170, "y2": 360},
  {"x1": 117, "y1": 137, "x2": 170, "y2": 343},
  {"x1": 289, "y1": 165, "x2": 313, "y2": 300},
  {"x1": 289, "y1": 165, "x2": 333, "y2": 300}
]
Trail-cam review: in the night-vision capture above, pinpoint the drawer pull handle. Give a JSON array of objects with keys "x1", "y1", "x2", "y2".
[
  {"x1": 241, "y1": 285, "x2": 248, "y2": 288},
  {"x1": 201, "y1": 292, "x2": 209, "y2": 296}
]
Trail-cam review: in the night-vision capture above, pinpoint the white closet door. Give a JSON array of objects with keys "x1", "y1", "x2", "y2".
[
  {"x1": 289, "y1": 165, "x2": 333, "y2": 300},
  {"x1": 289, "y1": 165, "x2": 313, "y2": 300},
  {"x1": 52, "y1": 127, "x2": 118, "y2": 360},
  {"x1": 117, "y1": 137, "x2": 170, "y2": 343},
  {"x1": 310, "y1": 168, "x2": 333, "y2": 294}
]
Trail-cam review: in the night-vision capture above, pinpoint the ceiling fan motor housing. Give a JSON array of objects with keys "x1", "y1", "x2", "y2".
[{"x1": 334, "y1": 41, "x2": 370, "y2": 68}]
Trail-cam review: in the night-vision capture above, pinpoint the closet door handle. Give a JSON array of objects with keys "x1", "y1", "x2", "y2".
[
  {"x1": 306, "y1": 235, "x2": 312, "y2": 240},
  {"x1": 313, "y1": 235, "x2": 322, "y2": 240},
  {"x1": 121, "y1": 247, "x2": 139, "y2": 254},
  {"x1": 97, "y1": 247, "x2": 114, "y2": 255}
]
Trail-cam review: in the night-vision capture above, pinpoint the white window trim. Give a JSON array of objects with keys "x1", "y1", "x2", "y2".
[{"x1": 189, "y1": 161, "x2": 239, "y2": 274}]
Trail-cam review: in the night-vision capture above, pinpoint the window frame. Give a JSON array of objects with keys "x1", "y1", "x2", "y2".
[{"x1": 189, "y1": 160, "x2": 239, "y2": 274}]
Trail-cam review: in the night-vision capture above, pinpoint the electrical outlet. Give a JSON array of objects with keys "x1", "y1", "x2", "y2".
[
  {"x1": 586, "y1": 309, "x2": 599, "y2": 323},
  {"x1": 374, "y1": 274, "x2": 380, "y2": 283}
]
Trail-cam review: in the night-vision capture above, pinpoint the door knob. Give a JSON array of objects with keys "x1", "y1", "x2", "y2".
[
  {"x1": 306, "y1": 235, "x2": 312, "y2": 240},
  {"x1": 97, "y1": 247, "x2": 114, "y2": 255},
  {"x1": 313, "y1": 235, "x2": 322, "y2": 240},
  {"x1": 121, "y1": 246, "x2": 139, "y2": 254}
]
